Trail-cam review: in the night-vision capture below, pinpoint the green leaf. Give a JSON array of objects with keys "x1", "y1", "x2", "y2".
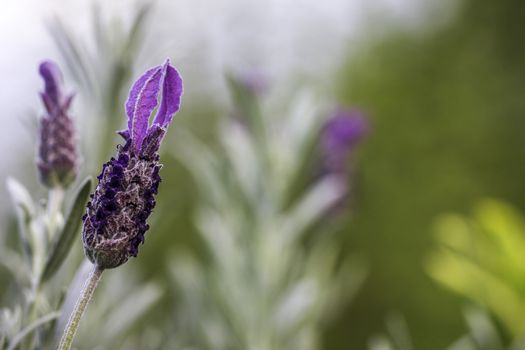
[
  {"x1": 5, "y1": 311, "x2": 60, "y2": 350},
  {"x1": 6, "y1": 177, "x2": 35, "y2": 216},
  {"x1": 41, "y1": 177, "x2": 92, "y2": 282},
  {"x1": 6, "y1": 177, "x2": 35, "y2": 260}
]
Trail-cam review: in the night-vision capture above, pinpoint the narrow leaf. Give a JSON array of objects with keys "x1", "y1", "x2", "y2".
[
  {"x1": 5, "y1": 311, "x2": 61, "y2": 350},
  {"x1": 6, "y1": 177, "x2": 35, "y2": 260},
  {"x1": 6, "y1": 177, "x2": 35, "y2": 217},
  {"x1": 41, "y1": 177, "x2": 92, "y2": 282}
]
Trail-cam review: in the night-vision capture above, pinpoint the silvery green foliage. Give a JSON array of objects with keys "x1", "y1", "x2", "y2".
[
  {"x1": 170, "y1": 82, "x2": 366, "y2": 350},
  {"x1": 1, "y1": 177, "x2": 91, "y2": 350},
  {"x1": 1, "y1": 179, "x2": 161, "y2": 350},
  {"x1": 53, "y1": 261, "x2": 162, "y2": 350}
]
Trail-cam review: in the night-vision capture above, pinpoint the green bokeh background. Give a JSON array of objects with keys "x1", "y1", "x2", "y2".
[
  {"x1": 3, "y1": 0, "x2": 525, "y2": 348},
  {"x1": 331, "y1": 0, "x2": 525, "y2": 348},
  {"x1": 92, "y1": 0, "x2": 525, "y2": 348}
]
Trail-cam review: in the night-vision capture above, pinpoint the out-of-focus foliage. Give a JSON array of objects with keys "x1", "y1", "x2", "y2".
[
  {"x1": 167, "y1": 80, "x2": 366, "y2": 350},
  {"x1": 427, "y1": 199, "x2": 525, "y2": 342},
  {"x1": 336, "y1": 0, "x2": 525, "y2": 348},
  {"x1": 369, "y1": 307, "x2": 522, "y2": 350},
  {"x1": 368, "y1": 313, "x2": 414, "y2": 350},
  {"x1": 0, "y1": 177, "x2": 91, "y2": 350},
  {"x1": 54, "y1": 261, "x2": 163, "y2": 350},
  {"x1": 49, "y1": 3, "x2": 152, "y2": 165},
  {"x1": 447, "y1": 307, "x2": 509, "y2": 350}
]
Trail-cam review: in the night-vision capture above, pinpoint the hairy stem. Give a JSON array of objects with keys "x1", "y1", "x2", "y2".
[{"x1": 58, "y1": 265, "x2": 103, "y2": 350}]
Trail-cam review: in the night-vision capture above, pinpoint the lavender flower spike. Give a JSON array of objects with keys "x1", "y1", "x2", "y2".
[
  {"x1": 37, "y1": 61, "x2": 78, "y2": 188},
  {"x1": 82, "y1": 60, "x2": 183, "y2": 269},
  {"x1": 318, "y1": 108, "x2": 368, "y2": 213},
  {"x1": 321, "y1": 108, "x2": 368, "y2": 176}
]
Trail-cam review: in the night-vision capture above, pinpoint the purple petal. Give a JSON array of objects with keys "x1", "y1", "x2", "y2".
[
  {"x1": 39, "y1": 61, "x2": 65, "y2": 112},
  {"x1": 153, "y1": 60, "x2": 183, "y2": 128},
  {"x1": 125, "y1": 66, "x2": 159, "y2": 131},
  {"x1": 125, "y1": 66, "x2": 163, "y2": 152}
]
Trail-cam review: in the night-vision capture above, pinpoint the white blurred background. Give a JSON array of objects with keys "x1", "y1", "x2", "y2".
[{"x1": 0, "y1": 0, "x2": 452, "y2": 216}]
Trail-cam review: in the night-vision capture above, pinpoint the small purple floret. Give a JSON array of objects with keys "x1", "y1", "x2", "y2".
[{"x1": 82, "y1": 59, "x2": 183, "y2": 269}]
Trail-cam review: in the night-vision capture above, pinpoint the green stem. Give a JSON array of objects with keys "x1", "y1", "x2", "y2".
[
  {"x1": 47, "y1": 187, "x2": 64, "y2": 239},
  {"x1": 57, "y1": 265, "x2": 103, "y2": 350},
  {"x1": 24, "y1": 285, "x2": 41, "y2": 350}
]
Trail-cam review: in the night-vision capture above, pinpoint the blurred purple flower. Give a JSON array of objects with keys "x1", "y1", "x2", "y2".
[
  {"x1": 321, "y1": 108, "x2": 368, "y2": 176},
  {"x1": 82, "y1": 60, "x2": 183, "y2": 269},
  {"x1": 238, "y1": 69, "x2": 269, "y2": 96},
  {"x1": 318, "y1": 108, "x2": 368, "y2": 214},
  {"x1": 37, "y1": 60, "x2": 78, "y2": 188}
]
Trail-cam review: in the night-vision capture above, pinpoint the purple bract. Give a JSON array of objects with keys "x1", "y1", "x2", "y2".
[{"x1": 82, "y1": 60, "x2": 183, "y2": 269}]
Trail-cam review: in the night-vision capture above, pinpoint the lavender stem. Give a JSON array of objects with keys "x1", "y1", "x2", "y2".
[
  {"x1": 57, "y1": 265, "x2": 103, "y2": 350},
  {"x1": 47, "y1": 187, "x2": 64, "y2": 219},
  {"x1": 46, "y1": 187, "x2": 64, "y2": 239}
]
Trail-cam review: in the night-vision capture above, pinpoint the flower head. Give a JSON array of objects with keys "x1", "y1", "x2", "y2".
[
  {"x1": 82, "y1": 60, "x2": 183, "y2": 269},
  {"x1": 317, "y1": 108, "x2": 368, "y2": 214},
  {"x1": 37, "y1": 61, "x2": 78, "y2": 188},
  {"x1": 321, "y1": 108, "x2": 368, "y2": 176}
]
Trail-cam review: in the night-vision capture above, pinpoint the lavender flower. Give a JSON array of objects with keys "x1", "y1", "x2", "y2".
[
  {"x1": 321, "y1": 108, "x2": 368, "y2": 177},
  {"x1": 238, "y1": 69, "x2": 268, "y2": 96},
  {"x1": 319, "y1": 108, "x2": 368, "y2": 212},
  {"x1": 37, "y1": 61, "x2": 78, "y2": 188},
  {"x1": 82, "y1": 60, "x2": 183, "y2": 269}
]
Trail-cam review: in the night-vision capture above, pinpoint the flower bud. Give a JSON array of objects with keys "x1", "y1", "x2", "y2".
[{"x1": 37, "y1": 61, "x2": 78, "y2": 188}]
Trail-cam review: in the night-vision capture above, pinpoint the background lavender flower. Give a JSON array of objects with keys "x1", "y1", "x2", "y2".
[
  {"x1": 321, "y1": 108, "x2": 368, "y2": 176},
  {"x1": 318, "y1": 108, "x2": 368, "y2": 213},
  {"x1": 37, "y1": 61, "x2": 78, "y2": 188},
  {"x1": 237, "y1": 69, "x2": 269, "y2": 96},
  {"x1": 82, "y1": 60, "x2": 183, "y2": 269}
]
